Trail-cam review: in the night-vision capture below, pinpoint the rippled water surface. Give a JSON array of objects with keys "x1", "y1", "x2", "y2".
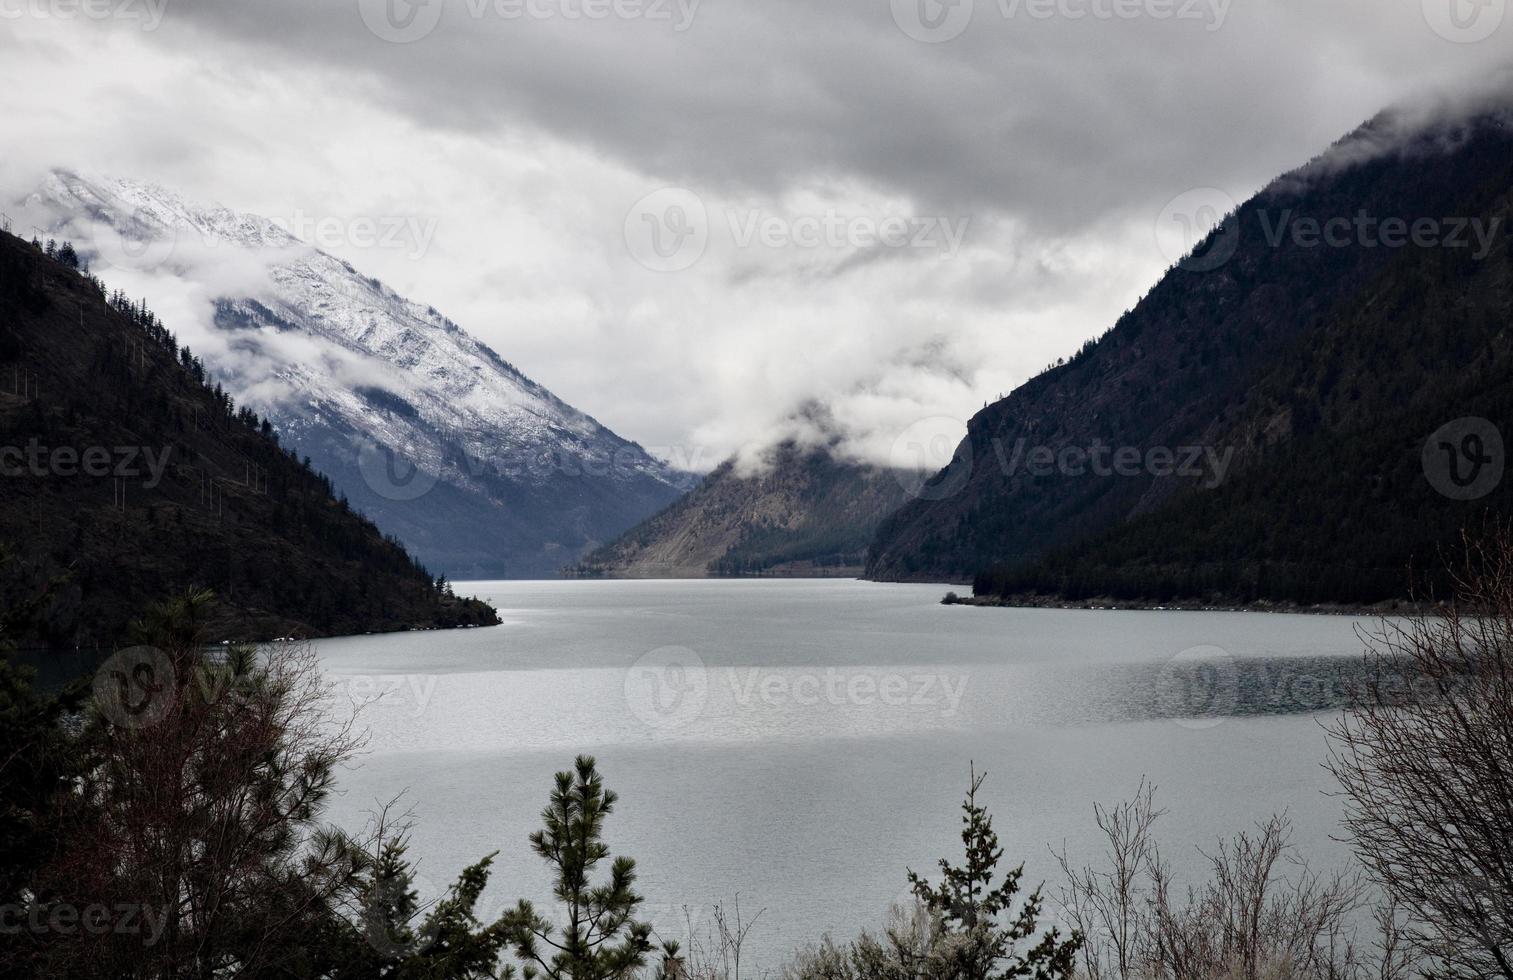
[{"x1": 317, "y1": 579, "x2": 1379, "y2": 967}]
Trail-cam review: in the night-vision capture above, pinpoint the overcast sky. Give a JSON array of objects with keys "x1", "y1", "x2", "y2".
[{"x1": 1, "y1": 0, "x2": 1508, "y2": 470}]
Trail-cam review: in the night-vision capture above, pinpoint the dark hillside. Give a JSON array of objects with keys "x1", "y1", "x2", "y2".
[
  {"x1": 869, "y1": 107, "x2": 1513, "y2": 604},
  {"x1": 0, "y1": 230, "x2": 498, "y2": 650}
]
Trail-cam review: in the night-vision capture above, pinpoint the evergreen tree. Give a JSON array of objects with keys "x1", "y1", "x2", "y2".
[
  {"x1": 502, "y1": 756, "x2": 654, "y2": 979},
  {"x1": 906, "y1": 766, "x2": 1081, "y2": 980},
  {"x1": 335, "y1": 832, "x2": 511, "y2": 979},
  {"x1": 0, "y1": 553, "x2": 83, "y2": 918}
]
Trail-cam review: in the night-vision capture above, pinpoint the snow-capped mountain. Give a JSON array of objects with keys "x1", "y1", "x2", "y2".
[{"x1": 23, "y1": 170, "x2": 688, "y2": 578}]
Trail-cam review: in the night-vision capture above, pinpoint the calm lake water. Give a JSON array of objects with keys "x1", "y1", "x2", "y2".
[{"x1": 315, "y1": 579, "x2": 1380, "y2": 969}]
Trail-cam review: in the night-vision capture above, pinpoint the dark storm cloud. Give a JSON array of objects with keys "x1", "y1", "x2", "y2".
[
  {"x1": 139, "y1": 0, "x2": 1510, "y2": 230},
  {"x1": 4, "y1": 0, "x2": 1509, "y2": 465}
]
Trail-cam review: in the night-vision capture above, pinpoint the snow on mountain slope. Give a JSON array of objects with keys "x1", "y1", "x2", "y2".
[{"x1": 23, "y1": 170, "x2": 688, "y2": 578}]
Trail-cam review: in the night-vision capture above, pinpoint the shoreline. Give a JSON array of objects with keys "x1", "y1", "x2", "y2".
[{"x1": 942, "y1": 592, "x2": 1426, "y2": 617}]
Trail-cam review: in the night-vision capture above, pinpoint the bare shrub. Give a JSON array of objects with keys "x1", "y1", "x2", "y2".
[
  {"x1": 1327, "y1": 531, "x2": 1513, "y2": 978},
  {"x1": 30, "y1": 591, "x2": 368, "y2": 977},
  {"x1": 1055, "y1": 786, "x2": 1408, "y2": 980},
  {"x1": 659, "y1": 897, "x2": 768, "y2": 980}
]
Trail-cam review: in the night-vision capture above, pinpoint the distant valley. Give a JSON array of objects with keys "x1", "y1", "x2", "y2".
[
  {"x1": 13, "y1": 99, "x2": 1513, "y2": 605},
  {"x1": 574, "y1": 441, "x2": 915, "y2": 578}
]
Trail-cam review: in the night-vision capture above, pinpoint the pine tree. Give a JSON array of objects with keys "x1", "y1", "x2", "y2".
[
  {"x1": 0, "y1": 552, "x2": 83, "y2": 910},
  {"x1": 338, "y1": 832, "x2": 511, "y2": 979},
  {"x1": 502, "y1": 756, "x2": 654, "y2": 979},
  {"x1": 907, "y1": 765, "x2": 1081, "y2": 980}
]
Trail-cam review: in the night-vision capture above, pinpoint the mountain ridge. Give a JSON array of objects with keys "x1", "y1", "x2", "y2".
[
  {"x1": 0, "y1": 228, "x2": 499, "y2": 650},
  {"x1": 22, "y1": 171, "x2": 687, "y2": 579},
  {"x1": 573, "y1": 442, "x2": 916, "y2": 579},
  {"x1": 868, "y1": 102, "x2": 1513, "y2": 601}
]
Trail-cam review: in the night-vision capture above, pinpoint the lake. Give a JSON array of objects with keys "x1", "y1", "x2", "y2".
[{"x1": 315, "y1": 578, "x2": 1380, "y2": 970}]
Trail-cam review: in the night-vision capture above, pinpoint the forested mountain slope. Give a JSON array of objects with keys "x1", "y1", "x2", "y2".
[
  {"x1": 27, "y1": 173, "x2": 687, "y2": 578},
  {"x1": 0, "y1": 230, "x2": 498, "y2": 650},
  {"x1": 869, "y1": 105, "x2": 1513, "y2": 604}
]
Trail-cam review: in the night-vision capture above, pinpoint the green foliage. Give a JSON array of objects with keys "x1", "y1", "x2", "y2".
[
  {"x1": 3, "y1": 585, "x2": 513, "y2": 979},
  {"x1": 904, "y1": 766, "x2": 1080, "y2": 980},
  {"x1": 336, "y1": 834, "x2": 513, "y2": 980},
  {"x1": 0, "y1": 551, "x2": 84, "y2": 917},
  {"x1": 783, "y1": 769, "x2": 1080, "y2": 980},
  {"x1": 501, "y1": 756, "x2": 654, "y2": 980}
]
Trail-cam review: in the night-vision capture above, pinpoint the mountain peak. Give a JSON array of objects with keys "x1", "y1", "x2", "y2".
[{"x1": 22, "y1": 173, "x2": 687, "y2": 577}]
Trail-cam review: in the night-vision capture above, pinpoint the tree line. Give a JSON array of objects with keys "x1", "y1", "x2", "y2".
[{"x1": 4, "y1": 529, "x2": 1511, "y2": 977}]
